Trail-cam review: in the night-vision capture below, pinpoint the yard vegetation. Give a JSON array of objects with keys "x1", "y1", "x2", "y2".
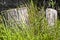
[{"x1": 0, "y1": 0, "x2": 60, "y2": 40}]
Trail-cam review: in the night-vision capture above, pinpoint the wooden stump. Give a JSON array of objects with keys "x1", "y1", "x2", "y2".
[
  {"x1": 1, "y1": 7, "x2": 28, "y2": 27},
  {"x1": 46, "y1": 8, "x2": 57, "y2": 26}
]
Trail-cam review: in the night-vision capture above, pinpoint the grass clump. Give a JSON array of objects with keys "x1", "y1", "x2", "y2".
[{"x1": 0, "y1": 0, "x2": 60, "y2": 40}]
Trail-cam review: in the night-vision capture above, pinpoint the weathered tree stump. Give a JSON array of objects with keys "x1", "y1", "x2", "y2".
[
  {"x1": 1, "y1": 7, "x2": 28, "y2": 27},
  {"x1": 46, "y1": 8, "x2": 57, "y2": 26}
]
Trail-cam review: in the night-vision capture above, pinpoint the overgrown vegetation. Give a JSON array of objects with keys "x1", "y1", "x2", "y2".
[{"x1": 0, "y1": 0, "x2": 60, "y2": 40}]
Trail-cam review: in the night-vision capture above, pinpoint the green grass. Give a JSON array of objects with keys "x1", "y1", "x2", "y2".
[
  {"x1": 0, "y1": 0, "x2": 60, "y2": 40},
  {"x1": 0, "y1": 19, "x2": 60, "y2": 40}
]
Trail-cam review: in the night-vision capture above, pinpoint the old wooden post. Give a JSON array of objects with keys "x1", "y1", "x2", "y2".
[
  {"x1": 1, "y1": 7, "x2": 28, "y2": 27},
  {"x1": 46, "y1": 8, "x2": 57, "y2": 26}
]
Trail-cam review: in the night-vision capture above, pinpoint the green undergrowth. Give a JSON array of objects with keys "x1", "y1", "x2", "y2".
[{"x1": 0, "y1": 0, "x2": 60, "y2": 40}]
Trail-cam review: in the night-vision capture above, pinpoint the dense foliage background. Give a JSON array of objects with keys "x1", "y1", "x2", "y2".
[{"x1": 0, "y1": 0, "x2": 60, "y2": 11}]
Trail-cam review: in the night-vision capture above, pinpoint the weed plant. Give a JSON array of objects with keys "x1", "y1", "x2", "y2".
[{"x1": 0, "y1": 0, "x2": 60, "y2": 40}]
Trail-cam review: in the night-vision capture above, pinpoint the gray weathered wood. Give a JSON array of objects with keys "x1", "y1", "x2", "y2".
[
  {"x1": 1, "y1": 7, "x2": 28, "y2": 26},
  {"x1": 46, "y1": 8, "x2": 57, "y2": 26}
]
